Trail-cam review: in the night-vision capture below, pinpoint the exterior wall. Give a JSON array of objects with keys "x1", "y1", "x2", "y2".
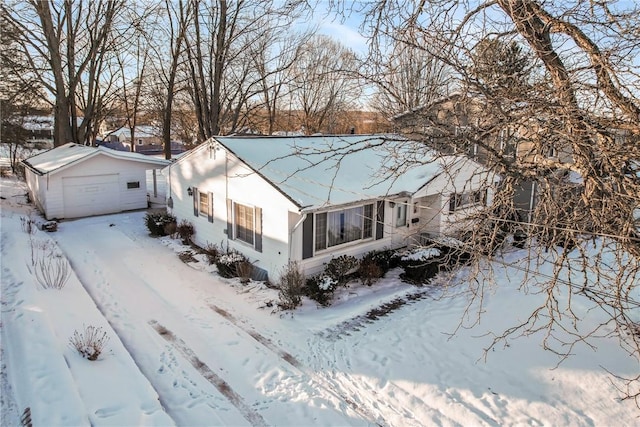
[
  {"x1": 32, "y1": 155, "x2": 156, "y2": 220},
  {"x1": 24, "y1": 169, "x2": 47, "y2": 214},
  {"x1": 167, "y1": 145, "x2": 299, "y2": 280}
]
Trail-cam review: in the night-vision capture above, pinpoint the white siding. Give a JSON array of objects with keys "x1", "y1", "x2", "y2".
[{"x1": 167, "y1": 145, "x2": 299, "y2": 280}]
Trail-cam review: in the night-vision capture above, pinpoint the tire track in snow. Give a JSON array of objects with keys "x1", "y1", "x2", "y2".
[
  {"x1": 148, "y1": 320, "x2": 267, "y2": 427},
  {"x1": 208, "y1": 304, "x2": 390, "y2": 427}
]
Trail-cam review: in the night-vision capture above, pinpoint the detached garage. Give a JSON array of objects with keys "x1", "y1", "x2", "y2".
[{"x1": 22, "y1": 143, "x2": 170, "y2": 220}]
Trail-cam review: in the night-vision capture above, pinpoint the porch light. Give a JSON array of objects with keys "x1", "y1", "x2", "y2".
[{"x1": 187, "y1": 187, "x2": 193, "y2": 196}]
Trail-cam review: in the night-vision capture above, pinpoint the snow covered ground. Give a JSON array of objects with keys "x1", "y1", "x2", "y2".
[{"x1": 1, "y1": 175, "x2": 638, "y2": 426}]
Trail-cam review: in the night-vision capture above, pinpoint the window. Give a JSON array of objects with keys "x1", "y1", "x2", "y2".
[
  {"x1": 315, "y1": 204, "x2": 373, "y2": 251},
  {"x1": 395, "y1": 203, "x2": 407, "y2": 227},
  {"x1": 449, "y1": 190, "x2": 486, "y2": 213},
  {"x1": 199, "y1": 193, "x2": 209, "y2": 217},
  {"x1": 137, "y1": 139, "x2": 143, "y2": 145},
  {"x1": 235, "y1": 203, "x2": 255, "y2": 245},
  {"x1": 193, "y1": 188, "x2": 213, "y2": 222},
  {"x1": 126, "y1": 181, "x2": 140, "y2": 189}
]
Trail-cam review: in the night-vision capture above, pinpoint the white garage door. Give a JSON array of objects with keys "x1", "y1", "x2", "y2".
[{"x1": 62, "y1": 174, "x2": 120, "y2": 218}]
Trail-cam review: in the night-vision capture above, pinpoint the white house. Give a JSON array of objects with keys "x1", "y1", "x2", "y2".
[
  {"x1": 23, "y1": 143, "x2": 170, "y2": 220},
  {"x1": 165, "y1": 134, "x2": 495, "y2": 281}
]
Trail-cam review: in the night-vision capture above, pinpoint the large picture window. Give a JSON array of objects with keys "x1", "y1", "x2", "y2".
[
  {"x1": 315, "y1": 204, "x2": 373, "y2": 251},
  {"x1": 235, "y1": 203, "x2": 255, "y2": 245}
]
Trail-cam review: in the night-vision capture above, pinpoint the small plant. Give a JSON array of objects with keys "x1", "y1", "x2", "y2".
[
  {"x1": 69, "y1": 325, "x2": 110, "y2": 361},
  {"x1": 303, "y1": 275, "x2": 336, "y2": 306},
  {"x1": 324, "y1": 255, "x2": 358, "y2": 287},
  {"x1": 203, "y1": 242, "x2": 220, "y2": 265},
  {"x1": 144, "y1": 212, "x2": 176, "y2": 236},
  {"x1": 20, "y1": 216, "x2": 36, "y2": 234},
  {"x1": 277, "y1": 262, "x2": 305, "y2": 310},
  {"x1": 236, "y1": 260, "x2": 254, "y2": 284},
  {"x1": 176, "y1": 219, "x2": 195, "y2": 244},
  {"x1": 34, "y1": 254, "x2": 70, "y2": 289}
]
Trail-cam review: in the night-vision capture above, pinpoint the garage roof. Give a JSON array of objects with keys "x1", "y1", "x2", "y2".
[{"x1": 23, "y1": 142, "x2": 170, "y2": 175}]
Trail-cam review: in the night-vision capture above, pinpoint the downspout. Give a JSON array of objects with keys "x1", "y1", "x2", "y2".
[
  {"x1": 288, "y1": 211, "x2": 308, "y2": 265},
  {"x1": 166, "y1": 163, "x2": 173, "y2": 210},
  {"x1": 225, "y1": 148, "x2": 230, "y2": 247}
]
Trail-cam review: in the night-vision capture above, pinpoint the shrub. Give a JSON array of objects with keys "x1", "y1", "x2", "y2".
[
  {"x1": 203, "y1": 242, "x2": 221, "y2": 265},
  {"x1": 358, "y1": 258, "x2": 383, "y2": 286},
  {"x1": 236, "y1": 260, "x2": 254, "y2": 284},
  {"x1": 398, "y1": 248, "x2": 442, "y2": 284},
  {"x1": 215, "y1": 250, "x2": 248, "y2": 279},
  {"x1": 277, "y1": 262, "x2": 305, "y2": 310},
  {"x1": 164, "y1": 221, "x2": 177, "y2": 238},
  {"x1": 34, "y1": 254, "x2": 70, "y2": 290},
  {"x1": 362, "y1": 249, "x2": 396, "y2": 273},
  {"x1": 176, "y1": 219, "x2": 195, "y2": 244},
  {"x1": 324, "y1": 255, "x2": 358, "y2": 287},
  {"x1": 303, "y1": 275, "x2": 336, "y2": 306},
  {"x1": 145, "y1": 212, "x2": 176, "y2": 236},
  {"x1": 69, "y1": 325, "x2": 110, "y2": 361}
]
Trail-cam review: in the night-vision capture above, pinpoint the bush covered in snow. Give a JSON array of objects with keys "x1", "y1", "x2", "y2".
[
  {"x1": 324, "y1": 255, "x2": 358, "y2": 287},
  {"x1": 144, "y1": 212, "x2": 176, "y2": 236},
  {"x1": 69, "y1": 325, "x2": 110, "y2": 361},
  {"x1": 304, "y1": 275, "x2": 336, "y2": 306},
  {"x1": 398, "y1": 247, "x2": 442, "y2": 284},
  {"x1": 216, "y1": 250, "x2": 249, "y2": 279}
]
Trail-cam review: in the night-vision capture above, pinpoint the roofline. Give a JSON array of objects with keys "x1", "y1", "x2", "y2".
[
  {"x1": 23, "y1": 143, "x2": 170, "y2": 175},
  {"x1": 213, "y1": 137, "x2": 305, "y2": 210}
]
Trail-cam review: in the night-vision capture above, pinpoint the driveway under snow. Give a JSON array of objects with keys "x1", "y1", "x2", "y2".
[{"x1": 1, "y1": 176, "x2": 637, "y2": 426}]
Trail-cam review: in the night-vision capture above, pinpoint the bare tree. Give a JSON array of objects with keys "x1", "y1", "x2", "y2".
[
  {"x1": 2, "y1": 0, "x2": 132, "y2": 146},
  {"x1": 348, "y1": 0, "x2": 640, "y2": 401},
  {"x1": 288, "y1": 35, "x2": 362, "y2": 135},
  {"x1": 366, "y1": 28, "x2": 452, "y2": 117},
  {"x1": 183, "y1": 0, "x2": 309, "y2": 140}
]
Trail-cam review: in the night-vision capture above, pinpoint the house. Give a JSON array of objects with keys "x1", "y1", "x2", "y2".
[
  {"x1": 22, "y1": 143, "x2": 170, "y2": 220},
  {"x1": 165, "y1": 134, "x2": 494, "y2": 281},
  {"x1": 102, "y1": 126, "x2": 186, "y2": 156}
]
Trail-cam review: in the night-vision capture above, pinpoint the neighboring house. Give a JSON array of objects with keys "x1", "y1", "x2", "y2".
[
  {"x1": 22, "y1": 143, "x2": 170, "y2": 220},
  {"x1": 165, "y1": 134, "x2": 494, "y2": 281},
  {"x1": 21, "y1": 116, "x2": 54, "y2": 148},
  {"x1": 103, "y1": 126, "x2": 185, "y2": 155},
  {"x1": 392, "y1": 93, "x2": 574, "y2": 218}
]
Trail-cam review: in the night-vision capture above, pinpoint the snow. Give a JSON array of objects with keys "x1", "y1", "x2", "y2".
[
  {"x1": 212, "y1": 135, "x2": 486, "y2": 210},
  {"x1": 23, "y1": 143, "x2": 169, "y2": 174},
  {"x1": 1, "y1": 175, "x2": 638, "y2": 426}
]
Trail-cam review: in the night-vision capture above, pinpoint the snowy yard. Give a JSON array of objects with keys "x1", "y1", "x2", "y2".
[{"x1": 1, "y1": 175, "x2": 638, "y2": 426}]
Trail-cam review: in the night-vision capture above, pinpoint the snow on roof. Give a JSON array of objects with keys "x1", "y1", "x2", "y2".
[
  {"x1": 214, "y1": 134, "x2": 481, "y2": 210},
  {"x1": 23, "y1": 142, "x2": 170, "y2": 175},
  {"x1": 106, "y1": 126, "x2": 161, "y2": 138}
]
